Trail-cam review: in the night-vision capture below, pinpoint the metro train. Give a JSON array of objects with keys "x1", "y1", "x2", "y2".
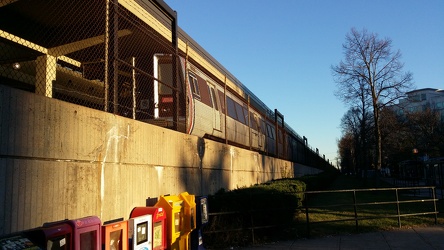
[
  {"x1": 139, "y1": 1, "x2": 332, "y2": 170},
  {"x1": 154, "y1": 53, "x2": 312, "y2": 164},
  {"x1": 0, "y1": 0, "x2": 331, "y2": 170},
  {"x1": 151, "y1": 34, "x2": 330, "y2": 169}
]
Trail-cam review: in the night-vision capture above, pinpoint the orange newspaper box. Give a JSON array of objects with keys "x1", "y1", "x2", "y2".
[
  {"x1": 130, "y1": 207, "x2": 167, "y2": 250},
  {"x1": 102, "y1": 218, "x2": 128, "y2": 250}
]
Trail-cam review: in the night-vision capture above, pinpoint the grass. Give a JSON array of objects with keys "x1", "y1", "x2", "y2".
[
  {"x1": 298, "y1": 175, "x2": 444, "y2": 238},
  {"x1": 203, "y1": 174, "x2": 443, "y2": 248}
]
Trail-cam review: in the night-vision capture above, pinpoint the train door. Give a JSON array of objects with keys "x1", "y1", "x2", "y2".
[
  {"x1": 153, "y1": 54, "x2": 186, "y2": 130},
  {"x1": 208, "y1": 84, "x2": 221, "y2": 132}
]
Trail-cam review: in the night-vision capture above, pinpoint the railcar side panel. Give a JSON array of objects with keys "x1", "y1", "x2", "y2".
[
  {"x1": 224, "y1": 94, "x2": 250, "y2": 146},
  {"x1": 151, "y1": 43, "x2": 319, "y2": 166},
  {"x1": 249, "y1": 112, "x2": 265, "y2": 151},
  {"x1": 186, "y1": 64, "x2": 225, "y2": 139}
]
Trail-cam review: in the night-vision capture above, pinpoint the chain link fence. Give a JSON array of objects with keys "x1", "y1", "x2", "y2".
[
  {"x1": 0, "y1": 0, "x2": 184, "y2": 129},
  {"x1": 0, "y1": 0, "x2": 335, "y2": 169}
]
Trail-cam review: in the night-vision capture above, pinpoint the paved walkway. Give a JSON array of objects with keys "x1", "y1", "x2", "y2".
[{"x1": 238, "y1": 225, "x2": 444, "y2": 250}]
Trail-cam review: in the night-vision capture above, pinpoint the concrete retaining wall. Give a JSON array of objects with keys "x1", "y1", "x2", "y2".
[{"x1": 0, "y1": 85, "x2": 321, "y2": 235}]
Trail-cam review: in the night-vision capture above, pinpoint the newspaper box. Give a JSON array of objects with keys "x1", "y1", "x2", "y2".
[
  {"x1": 128, "y1": 214, "x2": 152, "y2": 250},
  {"x1": 102, "y1": 218, "x2": 128, "y2": 250},
  {"x1": 178, "y1": 192, "x2": 196, "y2": 250},
  {"x1": 191, "y1": 196, "x2": 209, "y2": 250},
  {"x1": 155, "y1": 195, "x2": 183, "y2": 250},
  {"x1": 68, "y1": 216, "x2": 101, "y2": 250},
  {"x1": 130, "y1": 207, "x2": 167, "y2": 250}
]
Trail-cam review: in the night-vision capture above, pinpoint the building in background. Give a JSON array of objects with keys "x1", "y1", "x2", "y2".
[{"x1": 394, "y1": 88, "x2": 444, "y2": 120}]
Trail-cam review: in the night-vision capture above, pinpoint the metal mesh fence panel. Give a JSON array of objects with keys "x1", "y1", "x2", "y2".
[{"x1": 0, "y1": 0, "x2": 184, "y2": 130}]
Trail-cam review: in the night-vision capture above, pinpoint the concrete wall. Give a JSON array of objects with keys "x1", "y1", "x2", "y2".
[{"x1": 0, "y1": 85, "x2": 321, "y2": 235}]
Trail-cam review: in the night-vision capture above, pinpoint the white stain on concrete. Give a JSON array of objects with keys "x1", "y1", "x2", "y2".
[
  {"x1": 154, "y1": 165, "x2": 164, "y2": 180},
  {"x1": 230, "y1": 146, "x2": 235, "y2": 174},
  {"x1": 100, "y1": 124, "x2": 130, "y2": 218}
]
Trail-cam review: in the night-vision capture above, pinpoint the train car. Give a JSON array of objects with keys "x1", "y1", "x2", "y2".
[
  {"x1": 0, "y1": 0, "x2": 332, "y2": 170},
  {"x1": 152, "y1": 33, "x2": 323, "y2": 166},
  {"x1": 145, "y1": 1, "x2": 331, "y2": 168},
  {"x1": 153, "y1": 53, "x2": 278, "y2": 155}
]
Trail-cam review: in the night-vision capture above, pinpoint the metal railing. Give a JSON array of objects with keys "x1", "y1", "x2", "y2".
[
  {"x1": 203, "y1": 186, "x2": 440, "y2": 247},
  {"x1": 303, "y1": 186, "x2": 439, "y2": 238}
]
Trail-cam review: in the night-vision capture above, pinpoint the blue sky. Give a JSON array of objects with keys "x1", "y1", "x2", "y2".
[{"x1": 163, "y1": 0, "x2": 444, "y2": 165}]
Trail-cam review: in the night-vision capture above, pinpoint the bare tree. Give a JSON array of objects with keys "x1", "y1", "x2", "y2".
[
  {"x1": 340, "y1": 105, "x2": 373, "y2": 175},
  {"x1": 338, "y1": 132, "x2": 355, "y2": 174},
  {"x1": 406, "y1": 108, "x2": 442, "y2": 157},
  {"x1": 332, "y1": 28, "x2": 414, "y2": 170},
  {"x1": 380, "y1": 106, "x2": 410, "y2": 165}
]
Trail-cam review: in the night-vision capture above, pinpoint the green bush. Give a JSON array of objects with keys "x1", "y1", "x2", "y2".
[{"x1": 203, "y1": 179, "x2": 306, "y2": 248}]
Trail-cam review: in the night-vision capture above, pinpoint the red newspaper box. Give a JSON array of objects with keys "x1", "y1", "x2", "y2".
[
  {"x1": 37, "y1": 221, "x2": 73, "y2": 249},
  {"x1": 130, "y1": 207, "x2": 167, "y2": 250},
  {"x1": 68, "y1": 216, "x2": 101, "y2": 250},
  {"x1": 102, "y1": 218, "x2": 128, "y2": 250}
]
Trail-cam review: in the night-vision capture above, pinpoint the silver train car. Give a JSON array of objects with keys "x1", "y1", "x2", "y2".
[
  {"x1": 153, "y1": 37, "x2": 327, "y2": 168},
  {"x1": 0, "y1": 0, "x2": 332, "y2": 170}
]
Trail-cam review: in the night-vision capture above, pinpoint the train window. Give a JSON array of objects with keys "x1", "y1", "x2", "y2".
[
  {"x1": 226, "y1": 97, "x2": 237, "y2": 119},
  {"x1": 209, "y1": 85, "x2": 219, "y2": 111},
  {"x1": 218, "y1": 91, "x2": 226, "y2": 114},
  {"x1": 243, "y1": 107, "x2": 249, "y2": 126},
  {"x1": 256, "y1": 117, "x2": 261, "y2": 131},
  {"x1": 235, "y1": 102, "x2": 246, "y2": 124},
  {"x1": 207, "y1": 86, "x2": 214, "y2": 107},
  {"x1": 158, "y1": 63, "x2": 173, "y2": 95},
  {"x1": 250, "y1": 113, "x2": 259, "y2": 131},
  {"x1": 260, "y1": 119, "x2": 267, "y2": 134},
  {"x1": 188, "y1": 73, "x2": 200, "y2": 97}
]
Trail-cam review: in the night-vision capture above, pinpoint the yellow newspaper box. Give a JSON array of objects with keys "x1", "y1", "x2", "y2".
[
  {"x1": 155, "y1": 195, "x2": 183, "y2": 250},
  {"x1": 179, "y1": 192, "x2": 196, "y2": 250}
]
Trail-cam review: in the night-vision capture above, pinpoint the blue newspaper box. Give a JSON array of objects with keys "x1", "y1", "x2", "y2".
[{"x1": 191, "y1": 196, "x2": 209, "y2": 250}]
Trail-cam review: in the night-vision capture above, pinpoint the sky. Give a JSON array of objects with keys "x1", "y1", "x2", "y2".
[{"x1": 163, "y1": 0, "x2": 444, "y2": 165}]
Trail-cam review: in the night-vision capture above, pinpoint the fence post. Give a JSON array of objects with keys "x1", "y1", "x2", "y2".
[
  {"x1": 305, "y1": 192, "x2": 311, "y2": 238},
  {"x1": 432, "y1": 187, "x2": 438, "y2": 225},
  {"x1": 395, "y1": 188, "x2": 401, "y2": 227},
  {"x1": 249, "y1": 192, "x2": 255, "y2": 245},
  {"x1": 353, "y1": 190, "x2": 358, "y2": 230}
]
